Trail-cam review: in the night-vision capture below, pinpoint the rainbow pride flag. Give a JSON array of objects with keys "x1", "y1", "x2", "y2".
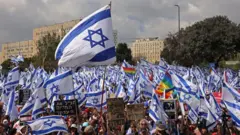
[
  {"x1": 122, "y1": 67, "x2": 136, "y2": 75},
  {"x1": 155, "y1": 71, "x2": 174, "y2": 99}
]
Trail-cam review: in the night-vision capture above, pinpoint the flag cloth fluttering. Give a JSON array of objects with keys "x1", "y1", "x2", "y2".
[
  {"x1": 155, "y1": 71, "x2": 174, "y2": 98},
  {"x1": 55, "y1": 4, "x2": 116, "y2": 67}
]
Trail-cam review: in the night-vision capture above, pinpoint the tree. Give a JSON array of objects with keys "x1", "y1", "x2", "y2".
[
  {"x1": 116, "y1": 43, "x2": 133, "y2": 64},
  {"x1": 1, "y1": 59, "x2": 12, "y2": 75},
  {"x1": 35, "y1": 33, "x2": 60, "y2": 71},
  {"x1": 162, "y1": 16, "x2": 240, "y2": 67}
]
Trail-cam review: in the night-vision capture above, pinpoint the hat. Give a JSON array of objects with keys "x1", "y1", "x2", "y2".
[
  {"x1": 71, "y1": 124, "x2": 77, "y2": 129},
  {"x1": 3, "y1": 119, "x2": 8, "y2": 125},
  {"x1": 156, "y1": 124, "x2": 166, "y2": 131},
  {"x1": 82, "y1": 122, "x2": 89, "y2": 127}
]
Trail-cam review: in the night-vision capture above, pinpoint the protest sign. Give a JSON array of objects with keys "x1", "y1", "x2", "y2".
[
  {"x1": 18, "y1": 89, "x2": 31, "y2": 105},
  {"x1": 54, "y1": 99, "x2": 78, "y2": 115},
  {"x1": 126, "y1": 103, "x2": 145, "y2": 121},
  {"x1": 107, "y1": 98, "x2": 125, "y2": 128},
  {"x1": 161, "y1": 99, "x2": 177, "y2": 119}
]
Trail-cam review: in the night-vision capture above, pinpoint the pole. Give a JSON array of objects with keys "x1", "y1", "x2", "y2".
[{"x1": 174, "y1": 5, "x2": 180, "y2": 38}]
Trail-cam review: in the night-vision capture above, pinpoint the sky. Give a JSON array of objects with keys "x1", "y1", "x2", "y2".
[{"x1": 0, "y1": 0, "x2": 240, "y2": 47}]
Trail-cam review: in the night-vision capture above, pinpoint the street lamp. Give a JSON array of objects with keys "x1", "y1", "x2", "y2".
[{"x1": 174, "y1": 4, "x2": 180, "y2": 38}]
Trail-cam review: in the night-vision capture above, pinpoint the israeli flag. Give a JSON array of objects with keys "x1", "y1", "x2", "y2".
[
  {"x1": 26, "y1": 115, "x2": 68, "y2": 135},
  {"x1": 17, "y1": 54, "x2": 24, "y2": 62},
  {"x1": 137, "y1": 70, "x2": 154, "y2": 98},
  {"x1": 149, "y1": 93, "x2": 168, "y2": 124},
  {"x1": 170, "y1": 71, "x2": 198, "y2": 94},
  {"x1": 55, "y1": 4, "x2": 116, "y2": 67},
  {"x1": 44, "y1": 70, "x2": 74, "y2": 100},
  {"x1": 222, "y1": 82, "x2": 240, "y2": 130},
  {"x1": 115, "y1": 84, "x2": 127, "y2": 102},
  {"x1": 4, "y1": 66, "x2": 19, "y2": 91},
  {"x1": 127, "y1": 78, "x2": 137, "y2": 104},
  {"x1": 86, "y1": 90, "x2": 107, "y2": 110},
  {"x1": 32, "y1": 97, "x2": 44, "y2": 120},
  {"x1": 20, "y1": 87, "x2": 47, "y2": 116},
  {"x1": 5, "y1": 90, "x2": 18, "y2": 121}
]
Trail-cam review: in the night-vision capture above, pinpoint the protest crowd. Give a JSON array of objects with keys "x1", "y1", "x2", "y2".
[{"x1": 0, "y1": 3, "x2": 240, "y2": 135}]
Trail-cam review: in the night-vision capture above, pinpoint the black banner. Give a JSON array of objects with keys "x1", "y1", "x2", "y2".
[
  {"x1": 54, "y1": 99, "x2": 78, "y2": 115},
  {"x1": 18, "y1": 89, "x2": 31, "y2": 105}
]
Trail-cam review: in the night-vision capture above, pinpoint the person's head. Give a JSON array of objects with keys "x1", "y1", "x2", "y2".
[
  {"x1": 155, "y1": 124, "x2": 167, "y2": 135},
  {"x1": 70, "y1": 124, "x2": 78, "y2": 135},
  {"x1": 205, "y1": 90, "x2": 210, "y2": 100},
  {"x1": 139, "y1": 129, "x2": 149, "y2": 135},
  {"x1": 139, "y1": 119, "x2": 148, "y2": 130},
  {"x1": 84, "y1": 125, "x2": 95, "y2": 135},
  {"x1": 130, "y1": 121, "x2": 137, "y2": 132},
  {"x1": 201, "y1": 127, "x2": 208, "y2": 134}
]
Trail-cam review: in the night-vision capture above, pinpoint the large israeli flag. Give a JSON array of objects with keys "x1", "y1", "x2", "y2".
[
  {"x1": 26, "y1": 115, "x2": 68, "y2": 135},
  {"x1": 55, "y1": 4, "x2": 116, "y2": 67}
]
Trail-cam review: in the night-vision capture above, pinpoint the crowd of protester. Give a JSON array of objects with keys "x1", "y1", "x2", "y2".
[{"x1": 0, "y1": 100, "x2": 239, "y2": 135}]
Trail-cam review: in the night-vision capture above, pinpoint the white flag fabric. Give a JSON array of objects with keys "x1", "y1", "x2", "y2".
[
  {"x1": 222, "y1": 82, "x2": 240, "y2": 130},
  {"x1": 55, "y1": 4, "x2": 116, "y2": 67},
  {"x1": 44, "y1": 70, "x2": 74, "y2": 100},
  {"x1": 149, "y1": 93, "x2": 168, "y2": 124},
  {"x1": 86, "y1": 90, "x2": 107, "y2": 110},
  {"x1": 32, "y1": 97, "x2": 44, "y2": 120},
  {"x1": 5, "y1": 90, "x2": 18, "y2": 121},
  {"x1": 20, "y1": 87, "x2": 47, "y2": 116},
  {"x1": 26, "y1": 115, "x2": 68, "y2": 135},
  {"x1": 4, "y1": 66, "x2": 19, "y2": 91}
]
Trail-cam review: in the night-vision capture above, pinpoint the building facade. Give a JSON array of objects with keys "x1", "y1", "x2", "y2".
[
  {"x1": 0, "y1": 19, "x2": 119, "y2": 64},
  {"x1": 33, "y1": 19, "x2": 81, "y2": 43},
  {"x1": 131, "y1": 38, "x2": 164, "y2": 63},
  {"x1": 1, "y1": 40, "x2": 34, "y2": 62}
]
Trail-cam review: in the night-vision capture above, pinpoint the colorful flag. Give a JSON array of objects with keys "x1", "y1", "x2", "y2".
[{"x1": 155, "y1": 71, "x2": 174, "y2": 98}]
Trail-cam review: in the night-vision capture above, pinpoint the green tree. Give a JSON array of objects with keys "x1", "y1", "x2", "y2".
[
  {"x1": 162, "y1": 16, "x2": 240, "y2": 67},
  {"x1": 35, "y1": 33, "x2": 60, "y2": 71},
  {"x1": 116, "y1": 43, "x2": 133, "y2": 64},
  {"x1": 1, "y1": 59, "x2": 12, "y2": 75}
]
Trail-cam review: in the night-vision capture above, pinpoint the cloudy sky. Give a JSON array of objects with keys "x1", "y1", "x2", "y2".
[{"x1": 0, "y1": 0, "x2": 240, "y2": 46}]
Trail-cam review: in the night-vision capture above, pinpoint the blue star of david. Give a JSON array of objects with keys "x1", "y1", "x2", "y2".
[
  {"x1": 28, "y1": 96, "x2": 35, "y2": 103},
  {"x1": 50, "y1": 84, "x2": 60, "y2": 93},
  {"x1": 8, "y1": 74, "x2": 12, "y2": 81},
  {"x1": 184, "y1": 94, "x2": 191, "y2": 101},
  {"x1": 76, "y1": 78, "x2": 82, "y2": 85},
  {"x1": 92, "y1": 98, "x2": 99, "y2": 105},
  {"x1": 76, "y1": 92, "x2": 81, "y2": 99},
  {"x1": 153, "y1": 103, "x2": 158, "y2": 112},
  {"x1": 44, "y1": 119, "x2": 56, "y2": 127},
  {"x1": 83, "y1": 28, "x2": 109, "y2": 48}
]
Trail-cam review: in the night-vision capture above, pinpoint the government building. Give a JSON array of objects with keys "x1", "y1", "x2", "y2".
[
  {"x1": 0, "y1": 19, "x2": 118, "y2": 64},
  {"x1": 131, "y1": 37, "x2": 164, "y2": 63}
]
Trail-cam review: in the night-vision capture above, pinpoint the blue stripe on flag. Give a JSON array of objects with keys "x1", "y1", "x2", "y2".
[
  {"x1": 32, "y1": 108, "x2": 44, "y2": 115},
  {"x1": 86, "y1": 91, "x2": 105, "y2": 97},
  {"x1": 148, "y1": 109, "x2": 160, "y2": 121},
  {"x1": 43, "y1": 70, "x2": 72, "y2": 88},
  {"x1": 31, "y1": 127, "x2": 68, "y2": 134},
  {"x1": 56, "y1": 9, "x2": 111, "y2": 60},
  {"x1": 89, "y1": 47, "x2": 115, "y2": 62}
]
